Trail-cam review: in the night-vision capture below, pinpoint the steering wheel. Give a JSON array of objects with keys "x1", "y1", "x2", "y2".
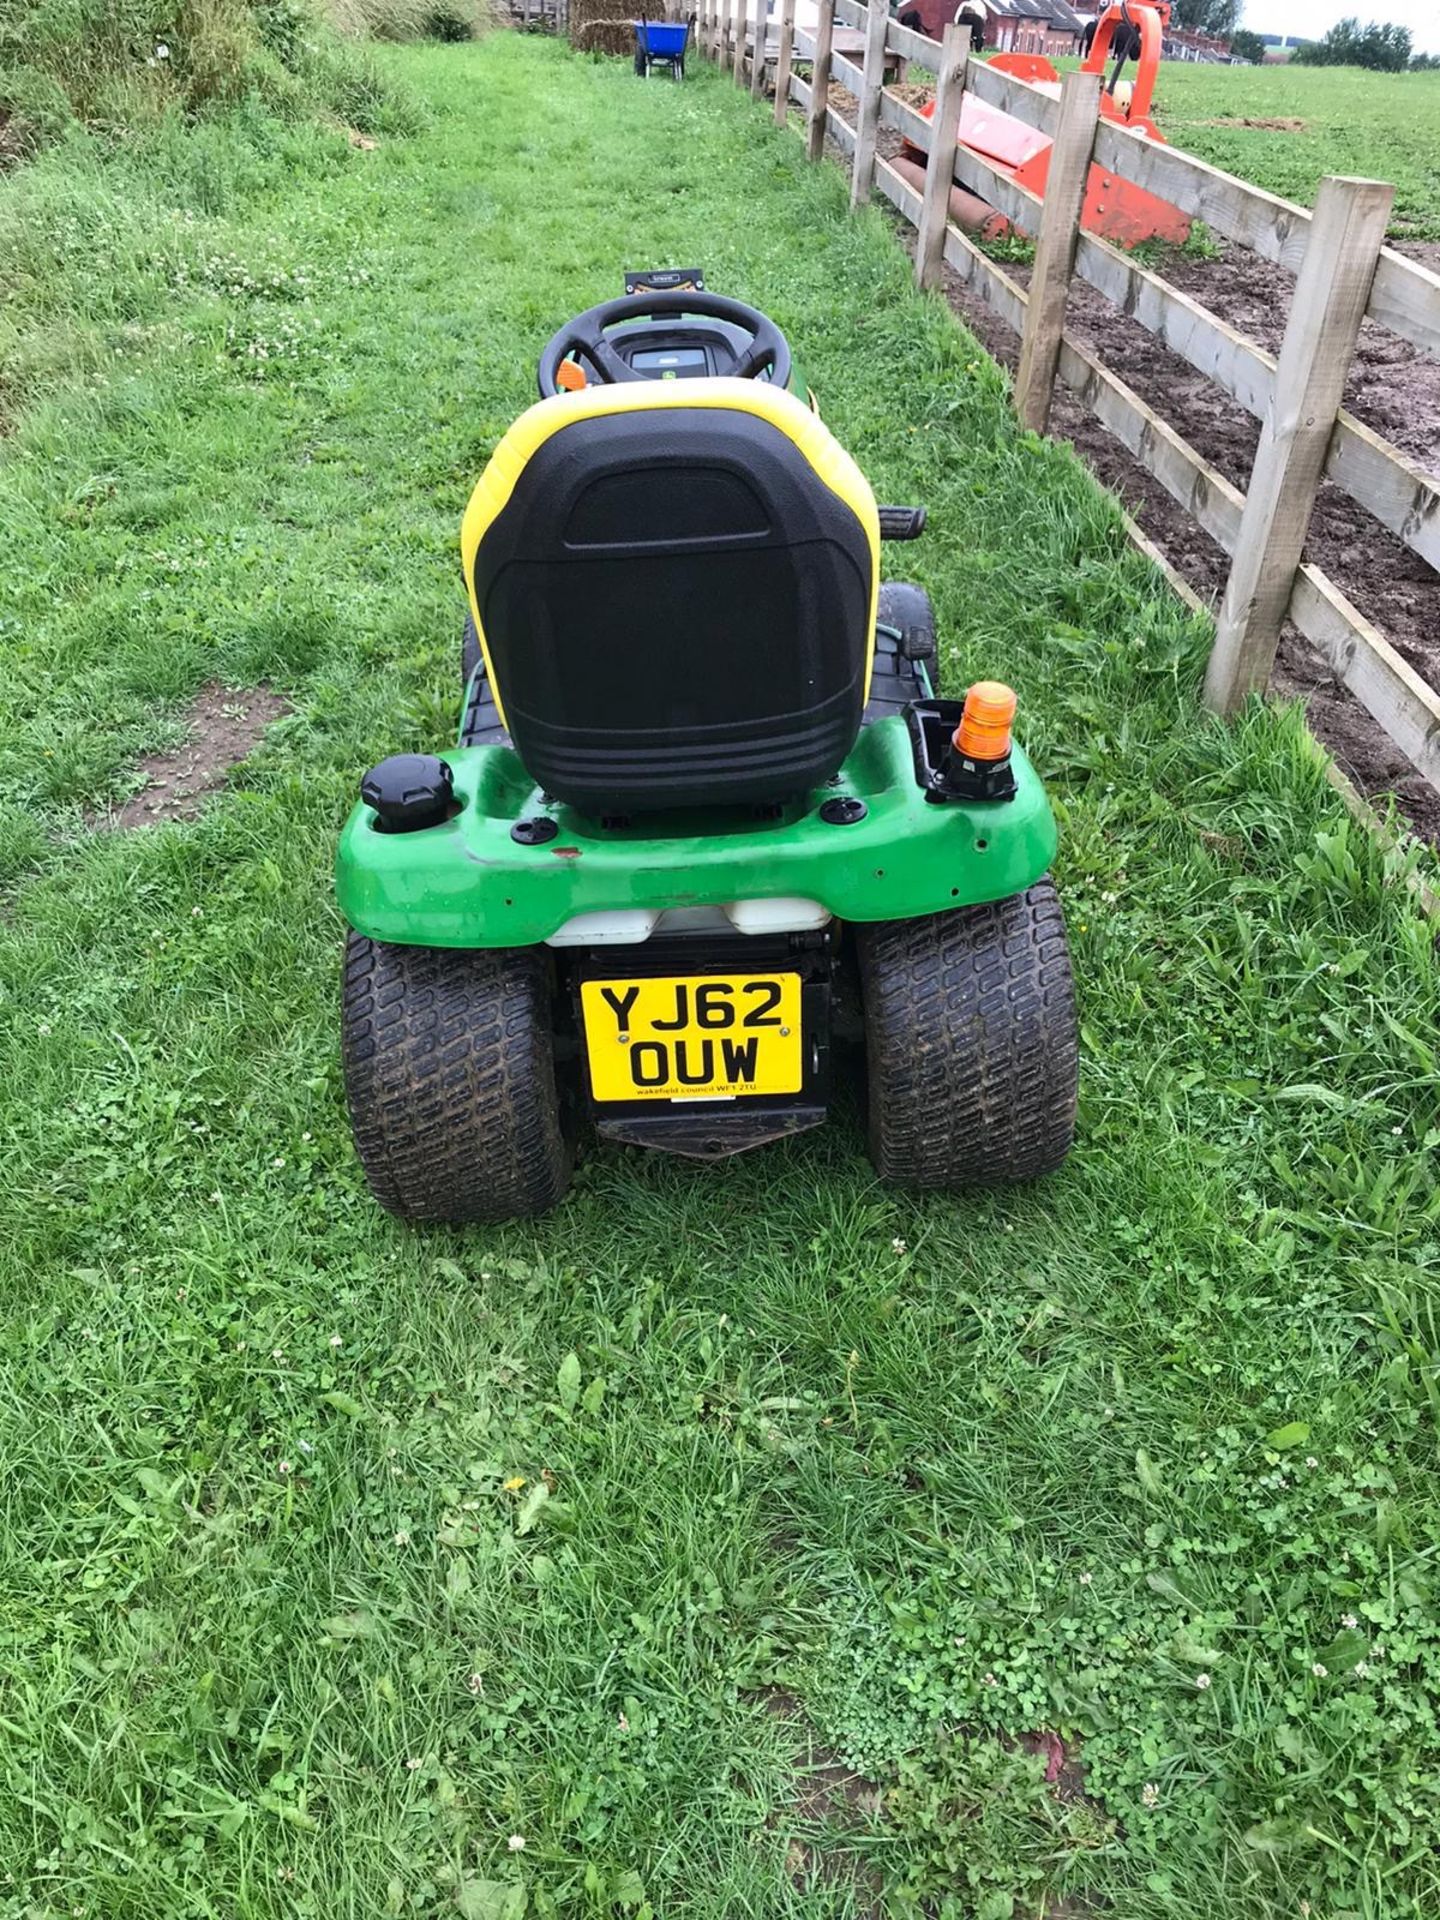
[{"x1": 537, "y1": 291, "x2": 792, "y2": 397}]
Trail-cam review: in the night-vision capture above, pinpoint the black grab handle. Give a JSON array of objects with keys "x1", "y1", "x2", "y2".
[{"x1": 878, "y1": 506, "x2": 927, "y2": 540}]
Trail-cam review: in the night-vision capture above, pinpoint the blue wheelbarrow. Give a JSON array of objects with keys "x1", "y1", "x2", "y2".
[{"x1": 634, "y1": 13, "x2": 695, "y2": 76}]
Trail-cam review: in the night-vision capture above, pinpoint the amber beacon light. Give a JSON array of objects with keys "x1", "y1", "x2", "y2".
[
  {"x1": 955, "y1": 681, "x2": 1016, "y2": 762},
  {"x1": 942, "y1": 680, "x2": 1019, "y2": 801}
]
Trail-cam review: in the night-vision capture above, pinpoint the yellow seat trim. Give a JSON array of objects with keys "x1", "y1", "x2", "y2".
[{"x1": 459, "y1": 378, "x2": 882, "y2": 732}]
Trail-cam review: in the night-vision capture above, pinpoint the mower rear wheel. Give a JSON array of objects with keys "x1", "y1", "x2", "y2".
[
  {"x1": 857, "y1": 878, "x2": 1077, "y2": 1187},
  {"x1": 342, "y1": 933, "x2": 572, "y2": 1222}
]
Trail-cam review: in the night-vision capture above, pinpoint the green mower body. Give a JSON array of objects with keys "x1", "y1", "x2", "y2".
[
  {"x1": 337, "y1": 280, "x2": 1078, "y2": 1222},
  {"x1": 336, "y1": 720, "x2": 1056, "y2": 950}
]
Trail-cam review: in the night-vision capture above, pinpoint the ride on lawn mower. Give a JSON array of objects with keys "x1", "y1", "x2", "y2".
[{"x1": 336, "y1": 274, "x2": 1078, "y2": 1223}]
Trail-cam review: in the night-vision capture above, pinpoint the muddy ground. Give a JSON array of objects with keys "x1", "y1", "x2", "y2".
[
  {"x1": 840, "y1": 92, "x2": 1440, "y2": 839},
  {"x1": 94, "y1": 683, "x2": 290, "y2": 829}
]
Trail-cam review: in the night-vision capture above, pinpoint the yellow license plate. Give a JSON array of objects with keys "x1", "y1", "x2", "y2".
[{"x1": 581, "y1": 973, "x2": 803, "y2": 1102}]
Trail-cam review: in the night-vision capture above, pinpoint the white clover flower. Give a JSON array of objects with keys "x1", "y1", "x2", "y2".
[
  {"x1": 1311, "y1": 1662, "x2": 1327, "y2": 1677},
  {"x1": 1195, "y1": 1672, "x2": 1212, "y2": 1691},
  {"x1": 891, "y1": 1236, "x2": 907, "y2": 1255},
  {"x1": 1342, "y1": 1613, "x2": 1359, "y2": 1630},
  {"x1": 507, "y1": 1835, "x2": 526, "y2": 1852},
  {"x1": 1141, "y1": 1782, "x2": 1159, "y2": 1808}
]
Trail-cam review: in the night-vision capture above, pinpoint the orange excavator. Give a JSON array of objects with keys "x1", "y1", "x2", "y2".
[{"x1": 892, "y1": 0, "x2": 1191, "y2": 249}]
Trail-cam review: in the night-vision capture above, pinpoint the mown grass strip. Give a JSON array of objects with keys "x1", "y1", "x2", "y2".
[{"x1": 1, "y1": 34, "x2": 1438, "y2": 1920}]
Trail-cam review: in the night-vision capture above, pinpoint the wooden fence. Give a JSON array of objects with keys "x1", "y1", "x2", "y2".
[{"x1": 693, "y1": 0, "x2": 1440, "y2": 796}]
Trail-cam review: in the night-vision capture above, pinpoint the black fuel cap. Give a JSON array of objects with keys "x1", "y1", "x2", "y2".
[{"x1": 361, "y1": 754, "x2": 455, "y2": 832}]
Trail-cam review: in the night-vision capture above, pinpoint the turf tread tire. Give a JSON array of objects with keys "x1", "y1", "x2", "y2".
[
  {"x1": 857, "y1": 878, "x2": 1077, "y2": 1187},
  {"x1": 342, "y1": 933, "x2": 571, "y2": 1222},
  {"x1": 462, "y1": 613, "x2": 481, "y2": 687}
]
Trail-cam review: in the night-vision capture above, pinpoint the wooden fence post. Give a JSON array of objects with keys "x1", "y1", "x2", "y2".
[
  {"x1": 1202, "y1": 174, "x2": 1394, "y2": 715},
  {"x1": 805, "y1": 1, "x2": 835, "y2": 163},
  {"x1": 1012, "y1": 67, "x2": 1101, "y2": 432},
  {"x1": 772, "y1": 0, "x2": 795, "y2": 125},
  {"x1": 732, "y1": 0, "x2": 747, "y2": 80},
  {"x1": 849, "y1": 0, "x2": 890, "y2": 210},
  {"x1": 699, "y1": 0, "x2": 712, "y2": 57},
  {"x1": 913, "y1": 22, "x2": 970, "y2": 290},
  {"x1": 719, "y1": 0, "x2": 733, "y2": 66},
  {"x1": 750, "y1": 0, "x2": 767, "y2": 98}
]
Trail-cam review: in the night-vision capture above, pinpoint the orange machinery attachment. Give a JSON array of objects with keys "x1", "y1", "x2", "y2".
[{"x1": 897, "y1": 0, "x2": 1191, "y2": 251}]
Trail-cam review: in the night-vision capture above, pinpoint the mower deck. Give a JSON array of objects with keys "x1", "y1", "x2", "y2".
[{"x1": 338, "y1": 627, "x2": 1057, "y2": 951}]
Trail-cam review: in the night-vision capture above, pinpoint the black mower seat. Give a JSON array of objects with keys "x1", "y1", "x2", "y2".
[{"x1": 460, "y1": 380, "x2": 881, "y2": 815}]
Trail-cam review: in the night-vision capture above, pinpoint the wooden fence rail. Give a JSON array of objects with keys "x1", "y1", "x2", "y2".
[{"x1": 706, "y1": 0, "x2": 1440, "y2": 795}]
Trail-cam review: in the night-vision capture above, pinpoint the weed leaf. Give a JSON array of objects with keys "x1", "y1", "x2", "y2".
[
  {"x1": 516, "y1": 1482, "x2": 550, "y2": 1535},
  {"x1": 457, "y1": 1881, "x2": 527, "y2": 1920},
  {"x1": 557, "y1": 1351, "x2": 581, "y2": 1413}
]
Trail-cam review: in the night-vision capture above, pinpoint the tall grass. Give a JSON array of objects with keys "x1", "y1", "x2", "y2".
[
  {"x1": 0, "y1": 0, "x2": 491, "y2": 162},
  {"x1": 0, "y1": 0, "x2": 503, "y2": 415},
  {"x1": 327, "y1": 0, "x2": 504, "y2": 43}
]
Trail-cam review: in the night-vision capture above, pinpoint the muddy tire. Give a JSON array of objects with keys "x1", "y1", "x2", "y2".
[
  {"x1": 856, "y1": 878, "x2": 1077, "y2": 1186},
  {"x1": 342, "y1": 933, "x2": 572, "y2": 1223},
  {"x1": 877, "y1": 580, "x2": 938, "y2": 687}
]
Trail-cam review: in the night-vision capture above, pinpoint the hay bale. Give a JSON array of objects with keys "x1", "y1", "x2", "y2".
[
  {"x1": 567, "y1": 0, "x2": 619, "y2": 44},
  {"x1": 573, "y1": 16, "x2": 636, "y2": 53}
]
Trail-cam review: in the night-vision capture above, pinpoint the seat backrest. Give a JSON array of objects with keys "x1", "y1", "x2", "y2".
[{"x1": 461, "y1": 380, "x2": 879, "y2": 815}]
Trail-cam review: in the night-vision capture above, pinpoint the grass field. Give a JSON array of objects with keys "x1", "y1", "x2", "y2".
[
  {"x1": 3, "y1": 32, "x2": 1440, "y2": 1920},
  {"x1": 1150, "y1": 61, "x2": 1440, "y2": 240}
]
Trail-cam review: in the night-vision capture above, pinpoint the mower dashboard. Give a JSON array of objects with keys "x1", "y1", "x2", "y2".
[
  {"x1": 604, "y1": 318, "x2": 775, "y2": 381},
  {"x1": 537, "y1": 280, "x2": 793, "y2": 396}
]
